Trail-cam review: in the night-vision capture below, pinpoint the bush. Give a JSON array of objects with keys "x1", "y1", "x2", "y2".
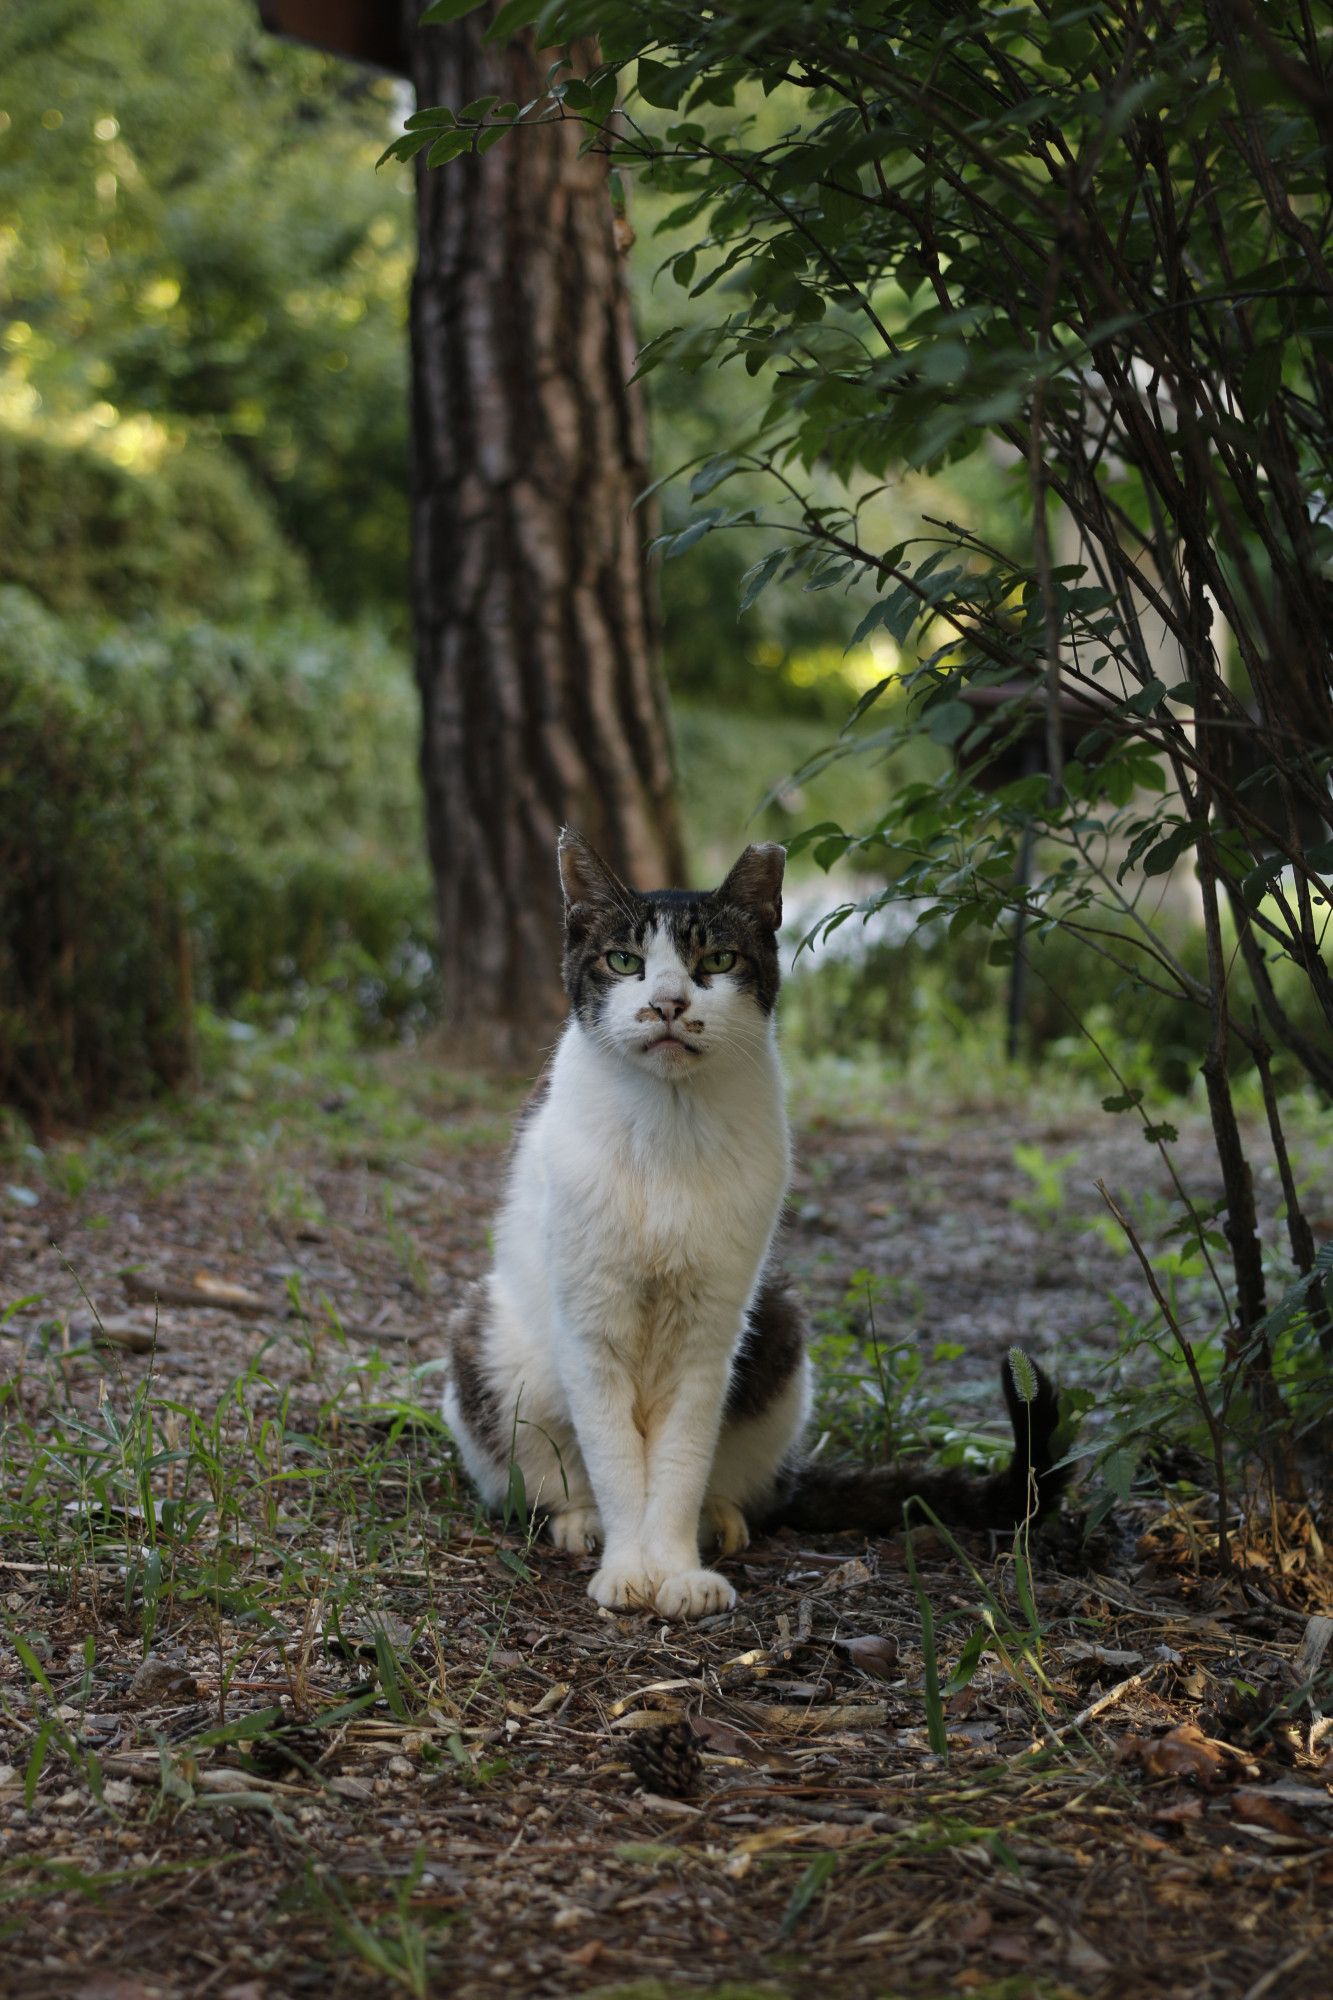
[
  {"x1": 0, "y1": 425, "x2": 307, "y2": 622},
  {"x1": 0, "y1": 633, "x2": 191, "y2": 1125},
  {"x1": 784, "y1": 902, "x2": 1327, "y2": 1100},
  {"x1": 0, "y1": 591, "x2": 432, "y2": 1119},
  {"x1": 186, "y1": 843, "x2": 436, "y2": 1036}
]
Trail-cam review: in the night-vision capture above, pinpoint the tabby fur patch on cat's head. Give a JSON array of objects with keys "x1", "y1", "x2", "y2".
[{"x1": 557, "y1": 830, "x2": 784, "y2": 1075}]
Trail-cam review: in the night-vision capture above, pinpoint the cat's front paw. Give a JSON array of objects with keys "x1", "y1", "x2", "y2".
[
  {"x1": 654, "y1": 1567, "x2": 737, "y2": 1621},
  {"x1": 588, "y1": 1559, "x2": 658, "y2": 1611},
  {"x1": 546, "y1": 1505, "x2": 603, "y2": 1553},
  {"x1": 701, "y1": 1496, "x2": 750, "y2": 1556}
]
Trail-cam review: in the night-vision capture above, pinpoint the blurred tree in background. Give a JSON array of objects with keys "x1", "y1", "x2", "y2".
[
  {"x1": 403, "y1": 0, "x2": 684, "y2": 1063},
  {"x1": 1, "y1": 0, "x2": 413, "y2": 617}
]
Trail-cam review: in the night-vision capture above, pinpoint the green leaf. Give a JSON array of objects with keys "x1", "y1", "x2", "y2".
[
  {"x1": 502, "y1": 1457, "x2": 527, "y2": 1527},
  {"x1": 923, "y1": 700, "x2": 973, "y2": 747},
  {"x1": 779, "y1": 1853, "x2": 837, "y2": 1940},
  {"x1": 484, "y1": 0, "x2": 544, "y2": 41},
  {"x1": 1101, "y1": 1090, "x2": 1144, "y2": 1113},
  {"x1": 14, "y1": 1633, "x2": 53, "y2": 1697},
  {"x1": 1241, "y1": 851, "x2": 1288, "y2": 907},
  {"x1": 943, "y1": 1625, "x2": 989, "y2": 1695},
  {"x1": 188, "y1": 1706, "x2": 285, "y2": 1749},
  {"x1": 25, "y1": 1719, "x2": 54, "y2": 1808},
  {"x1": 1141, "y1": 819, "x2": 1208, "y2": 876},
  {"x1": 636, "y1": 58, "x2": 686, "y2": 110},
  {"x1": 376, "y1": 131, "x2": 435, "y2": 169},
  {"x1": 840, "y1": 677, "x2": 893, "y2": 734},
  {"x1": 426, "y1": 131, "x2": 472, "y2": 168},
  {"x1": 738, "y1": 546, "x2": 786, "y2": 613},
  {"x1": 373, "y1": 1630, "x2": 410, "y2": 1723},
  {"x1": 689, "y1": 454, "x2": 738, "y2": 498}
]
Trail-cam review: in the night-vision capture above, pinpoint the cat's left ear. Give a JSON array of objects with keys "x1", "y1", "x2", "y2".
[
  {"x1": 719, "y1": 843, "x2": 785, "y2": 933},
  {"x1": 558, "y1": 828, "x2": 631, "y2": 916}
]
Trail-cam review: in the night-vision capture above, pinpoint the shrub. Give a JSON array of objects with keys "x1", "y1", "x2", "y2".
[
  {"x1": 0, "y1": 425, "x2": 307, "y2": 622},
  {"x1": 0, "y1": 624, "x2": 191, "y2": 1125},
  {"x1": 185, "y1": 842, "x2": 436, "y2": 1037},
  {"x1": 0, "y1": 590, "x2": 431, "y2": 1118}
]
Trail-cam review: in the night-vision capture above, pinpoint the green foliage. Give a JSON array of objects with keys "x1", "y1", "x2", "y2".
[
  {"x1": 0, "y1": 590, "x2": 431, "y2": 1118},
  {"x1": 0, "y1": 425, "x2": 307, "y2": 621},
  {"x1": 188, "y1": 845, "x2": 434, "y2": 1032},
  {"x1": 0, "y1": 0, "x2": 413, "y2": 616},
  {"x1": 408, "y1": 0, "x2": 1333, "y2": 1495},
  {"x1": 0, "y1": 620, "x2": 190, "y2": 1123}
]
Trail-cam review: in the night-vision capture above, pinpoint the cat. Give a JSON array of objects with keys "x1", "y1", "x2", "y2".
[{"x1": 441, "y1": 830, "x2": 1068, "y2": 1621}]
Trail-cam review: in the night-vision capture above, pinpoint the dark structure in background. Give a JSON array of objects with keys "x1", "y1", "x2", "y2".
[{"x1": 259, "y1": 1, "x2": 684, "y2": 1063}]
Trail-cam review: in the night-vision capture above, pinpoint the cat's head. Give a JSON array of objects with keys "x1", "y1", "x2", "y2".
[{"x1": 557, "y1": 830, "x2": 784, "y2": 1076}]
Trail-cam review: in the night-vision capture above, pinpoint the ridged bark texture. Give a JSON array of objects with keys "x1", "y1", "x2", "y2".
[{"x1": 405, "y1": 2, "x2": 684, "y2": 1066}]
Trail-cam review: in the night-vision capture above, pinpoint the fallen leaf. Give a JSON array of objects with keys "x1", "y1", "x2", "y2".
[
  {"x1": 1118, "y1": 1721, "x2": 1259, "y2": 1788},
  {"x1": 1067, "y1": 1641, "x2": 1144, "y2": 1668},
  {"x1": 836, "y1": 1634, "x2": 900, "y2": 1679},
  {"x1": 191, "y1": 1270, "x2": 268, "y2": 1307},
  {"x1": 129, "y1": 1656, "x2": 198, "y2": 1704},
  {"x1": 822, "y1": 1558, "x2": 875, "y2": 1591},
  {"x1": 1229, "y1": 1794, "x2": 1309, "y2": 1841},
  {"x1": 1065, "y1": 1931, "x2": 1113, "y2": 1976},
  {"x1": 1293, "y1": 1614, "x2": 1333, "y2": 1684}
]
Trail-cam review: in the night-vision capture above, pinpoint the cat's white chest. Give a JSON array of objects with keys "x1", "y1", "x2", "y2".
[{"x1": 528, "y1": 1022, "x2": 789, "y2": 1330}]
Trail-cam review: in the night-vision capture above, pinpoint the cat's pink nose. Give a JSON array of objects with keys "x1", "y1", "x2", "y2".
[{"x1": 650, "y1": 993, "x2": 688, "y2": 1023}]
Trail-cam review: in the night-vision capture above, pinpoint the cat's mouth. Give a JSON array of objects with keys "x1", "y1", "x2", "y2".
[{"x1": 644, "y1": 1032, "x2": 700, "y2": 1057}]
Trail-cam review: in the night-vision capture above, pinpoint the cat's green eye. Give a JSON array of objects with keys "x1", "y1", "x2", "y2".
[
  {"x1": 605, "y1": 949, "x2": 643, "y2": 976},
  {"x1": 699, "y1": 948, "x2": 738, "y2": 975}
]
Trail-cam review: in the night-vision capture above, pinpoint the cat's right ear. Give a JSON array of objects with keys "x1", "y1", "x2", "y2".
[
  {"x1": 719, "y1": 842, "x2": 786, "y2": 933},
  {"x1": 557, "y1": 828, "x2": 629, "y2": 917}
]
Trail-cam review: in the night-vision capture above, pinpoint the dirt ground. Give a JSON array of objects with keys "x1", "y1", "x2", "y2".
[{"x1": 2, "y1": 1059, "x2": 1330, "y2": 2000}]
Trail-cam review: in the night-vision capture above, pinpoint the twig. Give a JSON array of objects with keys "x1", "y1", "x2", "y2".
[
  {"x1": 1096, "y1": 1182, "x2": 1232, "y2": 1572},
  {"x1": 1240, "y1": 1937, "x2": 1323, "y2": 2000},
  {"x1": 1054, "y1": 1669, "x2": 1152, "y2": 1739},
  {"x1": 121, "y1": 1270, "x2": 418, "y2": 1344}
]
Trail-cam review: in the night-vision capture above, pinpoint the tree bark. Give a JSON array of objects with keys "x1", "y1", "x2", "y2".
[{"x1": 404, "y1": 1, "x2": 684, "y2": 1066}]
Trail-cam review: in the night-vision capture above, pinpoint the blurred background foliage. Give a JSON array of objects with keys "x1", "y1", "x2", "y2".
[{"x1": 0, "y1": 0, "x2": 1275, "y2": 1124}]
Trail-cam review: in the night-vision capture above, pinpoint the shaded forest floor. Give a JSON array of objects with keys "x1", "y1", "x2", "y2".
[{"x1": 2, "y1": 1041, "x2": 1330, "y2": 2000}]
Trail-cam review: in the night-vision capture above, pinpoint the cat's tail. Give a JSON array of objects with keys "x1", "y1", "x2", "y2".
[{"x1": 761, "y1": 1355, "x2": 1071, "y2": 1536}]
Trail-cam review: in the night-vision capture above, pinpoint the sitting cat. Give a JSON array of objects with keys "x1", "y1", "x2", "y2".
[{"x1": 442, "y1": 831, "x2": 1068, "y2": 1621}]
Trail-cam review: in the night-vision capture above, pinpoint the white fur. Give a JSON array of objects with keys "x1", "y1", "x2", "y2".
[{"x1": 441, "y1": 911, "x2": 812, "y2": 1620}]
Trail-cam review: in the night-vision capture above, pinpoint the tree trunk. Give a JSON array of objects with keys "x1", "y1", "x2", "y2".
[{"x1": 404, "y1": 1, "x2": 684, "y2": 1066}]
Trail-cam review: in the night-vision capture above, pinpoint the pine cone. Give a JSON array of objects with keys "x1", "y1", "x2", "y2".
[{"x1": 625, "y1": 1719, "x2": 702, "y2": 1799}]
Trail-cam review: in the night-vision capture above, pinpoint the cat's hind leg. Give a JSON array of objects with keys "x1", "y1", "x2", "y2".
[
  {"x1": 700, "y1": 1496, "x2": 750, "y2": 1556},
  {"x1": 705, "y1": 1278, "x2": 813, "y2": 1543},
  {"x1": 442, "y1": 1279, "x2": 588, "y2": 1530},
  {"x1": 543, "y1": 1500, "x2": 603, "y2": 1552},
  {"x1": 440, "y1": 1283, "x2": 509, "y2": 1509}
]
